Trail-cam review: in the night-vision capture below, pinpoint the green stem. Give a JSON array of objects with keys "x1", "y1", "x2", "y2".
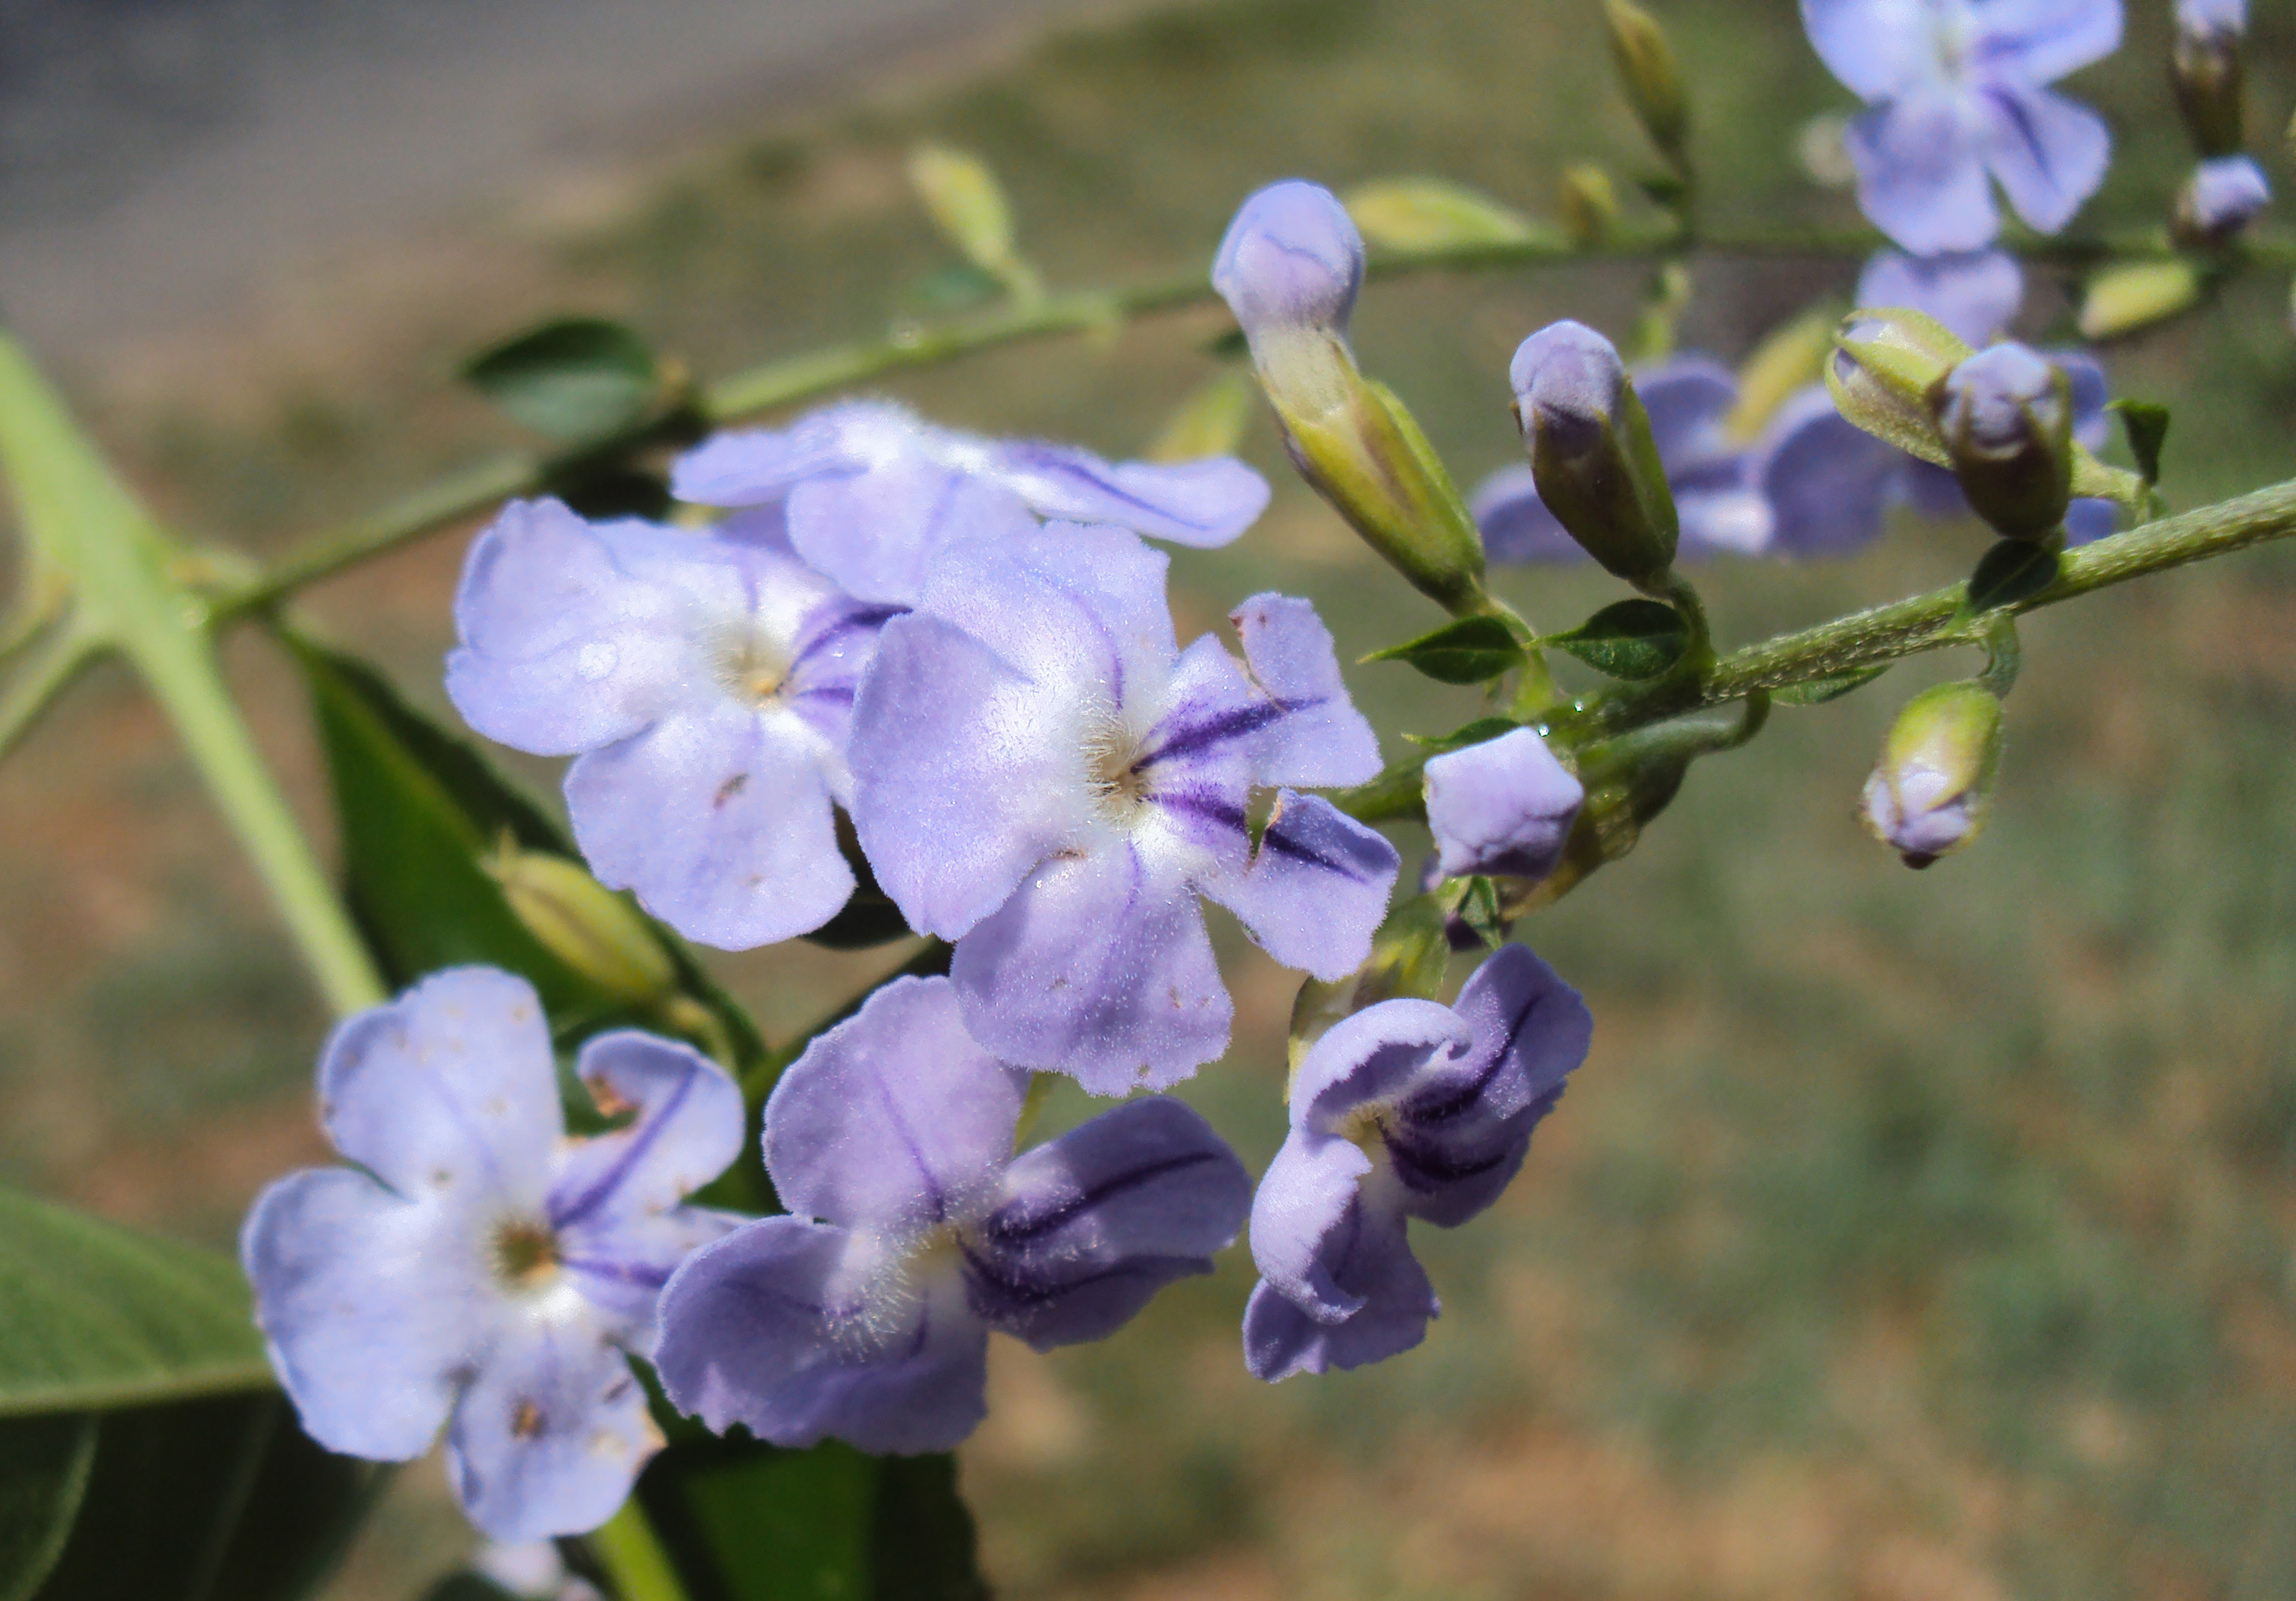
[
  {"x1": 588, "y1": 1500, "x2": 689, "y2": 1601},
  {"x1": 0, "y1": 624, "x2": 102, "y2": 763}
]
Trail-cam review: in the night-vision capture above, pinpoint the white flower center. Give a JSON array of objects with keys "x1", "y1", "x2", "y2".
[
  {"x1": 711, "y1": 626, "x2": 792, "y2": 709},
  {"x1": 1082, "y1": 709, "x2": 1155, "y2": 829}
]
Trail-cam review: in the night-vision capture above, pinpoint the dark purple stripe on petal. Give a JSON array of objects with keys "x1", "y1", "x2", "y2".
[
  {"x1": 549, "y1": 1061, "x2": 701, "y2": 1231},
  {"x1": 1259, "y1": 809, "x2": 1381, "y2": 882},
  {"x1": 1403, "y1": 985, "x2": 1547, "y2": 1126},
  {"x1": 1140, "y1": 700, "x2": 1300, "y2": 769},
  {"x1": 789, "y1": 602, "x2": 906, "y2": 681},
  {"x1": 975, "y1": 1148, "x2": 1233, "y2": 1248},
  {"x1": 561, "y1": 1256, "x2": 673, "y2": 1292},
  {"x1": 1152, "y1": 789, "x2": 1251, "y2": 837},
  {"x1": 1984, "y1": 86, "x2": 2056, "y2": 185}
]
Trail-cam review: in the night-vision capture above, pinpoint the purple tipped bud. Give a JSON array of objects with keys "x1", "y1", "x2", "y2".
[
  {"x1": 1862, "y1": 681, "x2": 2003, "y2": 869},
  {"x1": 1212, "y1": 181, "x2": 1365, "y2": 343},
  {"x1": 1928, "y1": 343, "x2": 2074, "y2": 541},
  {"x1": 1423, "y1": 727, "x2": 1587, "y2": 883},
  {"x1": 2175, "y1": 155, "x2": 2271, "y2": 246},
  {"x1": 2173, "y1": 0, "x2": 2247, "y2": 157},
  {"x1": 1510, "y1": 321, "x2": 1680, "y2": 584}
]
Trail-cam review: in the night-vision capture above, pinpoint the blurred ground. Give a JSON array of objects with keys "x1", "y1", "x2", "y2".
[{"x1": 4, "y1": 0, "x2": 2296, "y2": 1597}]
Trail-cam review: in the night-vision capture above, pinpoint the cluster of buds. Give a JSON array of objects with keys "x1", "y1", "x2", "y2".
[{"x1": 2168, "y1": 0, "x2": 2271, "y2": 247}]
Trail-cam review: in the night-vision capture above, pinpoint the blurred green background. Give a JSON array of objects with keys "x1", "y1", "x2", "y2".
[{"x1": 4, "y1": 0, "x2": 2296, "y2": 1596}]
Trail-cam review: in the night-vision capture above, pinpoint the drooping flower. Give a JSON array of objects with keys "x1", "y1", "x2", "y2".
[
  {"x1": 653, "y1": 975, "x2": 1253, "y2": 1452},
  {"x1": 671, "y1": 398, "x2": 1270, "y2": 606},
  {"x1": 1801, "y1": 0, "x2": 2124, "y2": 253},
  {"x1": 1244, "y1": 943, "x2": 1592, "y2": 1380},
  {"x1": 1472, "y1": 354, "x2": 1773, "y2": 564},
  {"x1": 1422, "y1": 727, "x2": 1585, "y2": 883},
  {"x1": 848, "y1": 522, "x2": 1400, "y2": 1092},
  {"x1": 1753, "y1": 250, "x2": 2117, "y2": 552},
  {"x1": 447, "y1": 498, "x2": 901, "y2": 949},
  {"x1": 241, "y1": 968, "x2": 744, "y2": 1540}
]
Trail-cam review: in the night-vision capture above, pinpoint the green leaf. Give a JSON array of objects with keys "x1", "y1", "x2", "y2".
[
  {"x1": 459, "y1": 317, "x2": 661, "y2": 441},
  {"x1": 1342, "y1": 179, "x2": 1553, "y2": 251},
  {"x1": 1964, "y1": 540, "x2": 2060, "y2": 614},
  {"x1": 0, "y1": 1416, "x2": 93, "y2": 1601},
  {"x1": 1442, "y1": 877, "x2": 1505, "y2": 948},
  {"x1": 1364, "y1": 616, "x2": 1524, "y2": 685},
  {"x1": 2111, "y1": 399, "x2": 2170, "y2": 487},
  {"x1": 1547, "y1": 599, "x2": 1688, "y2": 680},
  {"x1": 1774, "y1": 664, "x2": 1890, "y2": 706},
  {"x1": 1404, "y1": 715, "x2": 1522, "y2": 753}
]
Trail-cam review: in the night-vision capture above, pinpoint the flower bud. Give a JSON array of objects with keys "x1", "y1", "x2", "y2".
[
  {"x1": 1603, "y1": 0, "x2": 1691, "y2": 170},
  {"x1": 1824, "y1": 309, "x2": 1972, "y2": 468},
  {"x1": 1215, "y1": 181, "x2": 1488, "y2": 613},
  {"x1": 1510, "y1": 320, "x2": 1680, "y2": 584},
  {"x1": 1558, "y1": 164, "x2": 1623, "y2": 244},
  {"x1": 2173, "y1": 155, "x2": 2271, "y2": 247},
  {"x1": 2173, "y1": 1, "x2": 2247, "y2": 158},
  {"x1": 1422, "y1": 727, "x2": 1586, "y2": 883},
  {"x1": 1862, "y1": 682, "x2": 2003, "y2": 869},
  {"x1": 2077, "y1": 260, "x2": 2203, "y2": 341},
  {"x1": 483, "y1": 839, "x2": 677, "y2": 1006},
  {"x1": 1926, "y1": 343, "x2": 2073, "y2": 541}
]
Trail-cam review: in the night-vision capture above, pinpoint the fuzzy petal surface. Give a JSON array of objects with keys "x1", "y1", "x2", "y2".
[
  {"x1": 1847, "y1": 91, "x2": 1999, "y2": 253},
  {"x1": 1228, "y1": 593, "x2": 1382, "y2": 786},
  {"x1": 445, "y1": 1313, "x2": 658, "y2": 1541},
  {"x1": 1242, "y1": 1194, "x2": 1436, "y2": 1381},
  {"x1": 1205, "y1": 792, "x2": 1399, "y2": 981},
  {"x1": 991, "y1": 445, "x2": 1270, "y2": 548}
]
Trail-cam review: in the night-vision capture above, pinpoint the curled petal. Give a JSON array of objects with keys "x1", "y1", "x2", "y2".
[
  {"x1": 951, "y1": 845, "x2": 1232, "y2": 1093},
  {"x1": 1204, "y1": 792, "x2": 1399, "y2": 981},
  {"x1": 548, "y1": 1032, "x2": 746, "y2": 1235},
  {"x1": 318, "y1": 967, "x2": 561, "y2": 1205},
  {"x1": 566, "y1": 704, "x2": 853, "y2": 951},
  {"x1": 1247, "y1": 1129, "x2": 1375, "y2": 1321},
  {"x1": 1242, "y1": 1194, "x2": 1436, "y2": 1381},
  {"x1": 1981, "y1": 84, "x2": 2111, "y2": 236},
  {"x1": 969, "y1": 1096, "x2": 1252, "y2": 1350},
  {"x1": 655, "y1": 1217, "x2": 991, "y2": 1454},
  {"x1": 1229, "y1": 593, "x2": 1382, "y2": 787},
  {"x1": 241, "y1": 1168, "x2": 493, "y2": 1460},
  {"x1": 445, "y1": 1315, "x2": 659, "y2": 1540},
  {"x1": 765, "y1": 976, "x2": 1029, "y2": 1233}
]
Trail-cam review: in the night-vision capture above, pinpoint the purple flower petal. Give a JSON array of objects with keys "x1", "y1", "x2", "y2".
[
  {"x1": 240, "y1": 1168, "x2": 492, "y2": 1460},
  {"x1": 989, "y1": 445, "x2": 1270, "y2": 549},
  {"x1": 317, "y1": 967, "x2": 561, "y2": 1206},
  {"x1": 1211, "y1": 180, "x2": 1365, "y2": 339},
  {"x1": 2064, "y1": 497, "x2": 2118, "y2": 546},
  {"x1": 668, "y1": 400, "x2": 908, "y2": 507},
  {"x1": 1228, "y1": 593, "x2": 1383, "y2": 788},
  {"x1": 1205, "y1": 791, "x2": 1398, "y2": 981},
  {"x1": 1981, "y1": 84, "x2": 2111, "y2": 236},
  {"x1": 1423, "y1": 727, "x2": 1584, "y2": 882},
  {"x1": 654, "y1": 1216, "x2": 992, "y2": 1453},
  {"x1": 785, "y1": 459, "x2": 1036, "y2": 606},
  {"x1": 445, "y1": 1317, "x2": 658, "y2": 1542},
  {"x1": 566, "y1": 703, "x2": 853, "y2": 951},
  {"x1": 951, "y1": 845, "x2": 1232, "y2": 1093},
  {"x1": 1752, "y1": 386, "x2": 1907, "y2": 555},
  {"x1": 764, "y1": 975, "x2": 1030, "y2": 1233},
  {"x1": 968, "y1": 1096, "x2": 1252, "y2": 1350},
  {"x1": 1470, "y1": 464, "x2": 1586, "y2": 564},
  {"x1": 1241, "y1": 1197, "x2": 1436, "y2": 1381},
  {"x1": 1800, "y1": 0, "x2": 1938, "y2": 100},
  {"x1": 913, "y1": 522, "x2": 1179, "y2": 695},
  {"x1": 1846, "y1": 92, "x2": 2000, "y2": 254},
  {"x1": 1974, "y1": 0, "x2": 2124, "y2": 83},
  {"x1": 1855, "y1": 250, "x2": 2024, "y2": 345},
  {"x1": 1247, "y1": 1126, "x2": 1381, "y2": 1321},
  {"x1": 1634, "y1": 356, "x2": 1738, "y2": 452}
]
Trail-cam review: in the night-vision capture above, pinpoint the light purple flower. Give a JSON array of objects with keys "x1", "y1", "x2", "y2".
[
  {"x1": 2179, "y1": 155, "x2": 2271, "y2": 242},
  {"x1": 1803, "y1": 0, "x2": 2123, "y2": 253},
  {"x1": 1754, "y1": 250, "x2": 2116, "y2": 552},
  {"x1": 2176, "y1": 0, "x2": 2244, "y2": 35},
  {"x1": 672, "y1": 399, "x2": 1269, "y2": 606},
  {"x1": 1423, "y1": 728, "x2": 1584, "y2": 882},
  {"x1": 241, "y1": 968, "x2": 744, "y2": 1540},
  {"x1": 1472, "y1": 354, "x2": 1774, "y2": 563},
  {"x1": 652, "y1": 975, "x2": 1252, "y2": 1452},
  {"x1": 1243, "y1": 943, "x2": 1592, "y2": 1381},
  {"x1": 447, "y1": 498, "x2": 898, "y2": 949},
  {"x1": 1212, "y1": 179, "x2": 1365, "y2": 342},
  {"x1": 848, "y1": 523, "x2": 1398, "y2": 1093}
]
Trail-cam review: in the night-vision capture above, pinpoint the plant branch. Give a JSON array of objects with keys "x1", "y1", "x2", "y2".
[{"x1": 0, "y1": 622, "x2": 103, "y2": 764}]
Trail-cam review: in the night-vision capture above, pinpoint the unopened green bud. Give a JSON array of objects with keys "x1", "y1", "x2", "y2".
[
  {"x1": 1510, "y1": 320, "x2": 1679, "y2": 585},
  {"x1": 1825, "y1": 308, "x2": 1972, "y2": 469},
  {"x1": 1863, "y1": 682, "x2": 2003, "y2": 869},
  {"x1": 1604, "y1": 0, "x2": 1691, "y2": 170},
  {"x1": 2078, "y1": 260, "x2": 2203, "y2": 341},
  {"x1": 484, "y1": 839, "x2": 676, "y2": 1005},
  {"x1": 1558, "y1": 164, "x2": 1623, "y2": 245},
  {"x1": 2173, "y1": 15, "x2": 2245, "y2": 158},
  {"x1": 1927, "y1": 343, "x2": 2073, "y2": 541}
]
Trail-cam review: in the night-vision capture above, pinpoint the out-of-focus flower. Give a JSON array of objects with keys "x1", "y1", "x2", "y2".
[
  {"x1": 849, "y1": 525, "x2": 1397, "y2": 1092},
  {"x1": 1472, "y1": 354, "x2": 1772, "y2": 563},
  {"x1": 448, "y1": 500, "x2": 902, "y2": 949},
  {"x1": 1863, "y1": 679, "x2": 2004, "y2": 867},
  {"x1": 1800, "y1": 0, "x2": 2123, "y2": 252},
  {"x1": 653, "y1": 976, "x2": 1251, "y2": 1452},
  {"x1": 1753, "y1": 251, "x2": 2117, "y2": 553},
  {"x1": 241, "y1": 969, "x2": 744, "y2": 1539},
  {"x1": 1244, "y1": 943, "x2": 1591, "y2": 1379},
  {"x1": 2176, "y1": 154, "x2": 2271, "y2": 245},
  {"x1": 673, "y1": 398, "x2": 1268, "y2": 605},
  {"x1": 2173, "y1": 0, "x2": 2247, "y2": 157},
  {"x1": 1422, "y1": 727, "x2": 1585, "y2": 882}
]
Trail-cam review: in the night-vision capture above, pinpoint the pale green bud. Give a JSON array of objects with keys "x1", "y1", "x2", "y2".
[
  {"x1": 484, "y1": 840, "x2": 676, "y2": 1005},
  {"x1": 1604, "y1": 0, "x2": 1691, "y2": 169},
  {"x1": 1863, "y1": 682, "x2": 2004, "y2": 869}
]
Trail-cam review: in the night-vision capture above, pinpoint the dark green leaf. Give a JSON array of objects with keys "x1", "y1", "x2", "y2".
[
  {"x1": 1201, "y1": 327, "x2": 1249, "y2": 360},
  {"x1": 460, "y1": 317, "x2": 661, "y2": 441},
  {"x1": 1635, "y1": 170, "x2": 1688, "y2": 207},
  {"x1": 419, "y1": 1579, "x2": 520, "y2": 1601},
  {"x1": 23, "y1": 1392, "x2": 373, "y2": 1601},
  {"x1": 1364, "y1": 616, "x2": 1525, "y2": 685},
  {"x1": 0, "y1": 1188, "x2": 268, "y2": 1418},
  {"x1": 1443, "y1": 877, "x2": 1505, "y2": 948},
  {"x1": 1963, "y1": 540, "x2": 2059, "y2": 614},
  {"x1": 1773, "y1": 664, "x2": 1891, "y2": 706},
  {"x1": 1547, "y1": 599, "x2": 1688, "y2": 680},
  {"x1": 0, "y1": 1415, "x2": 93, "y2": 1601},
  {"x1": 549, "y1": 464, "x2": 673, "y2": 522},
  {"x1": 2109, "y1": 398, "x2": 2170, "y2": 487},
  {"x1": 1404, "y1": 715, "x2": 1521, "y2": 753}
]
